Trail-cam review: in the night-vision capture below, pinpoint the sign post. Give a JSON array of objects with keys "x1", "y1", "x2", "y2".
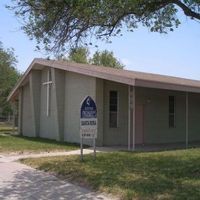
[{"x1": 80, "y1": 96, "x2": 97, "y2": 161}]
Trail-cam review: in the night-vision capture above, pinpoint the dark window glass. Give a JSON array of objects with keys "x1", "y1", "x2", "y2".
[
  {"x1": 48, "y1": 69, "x2": 52, "y2": 81},
  {"x1": 109, "y1": 91, "x2": 118, "y2": 128},
  {"x1": 110, "y1": 105, "x2": 117, "y2": 112},
  {"x1": 169, "y1": 96, "x2": 175, "y2": 128}
]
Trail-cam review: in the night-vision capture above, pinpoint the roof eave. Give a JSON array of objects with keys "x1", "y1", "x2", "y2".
[
  {"x1": 7, "y1": 58, "x2": 200, "y2": 102},
  {"x1": 7, "y1": 58, "x2": 40, "y2": 102},
  {"x1": 135, "y1": 79, "x2": 200, "y2": 93}
]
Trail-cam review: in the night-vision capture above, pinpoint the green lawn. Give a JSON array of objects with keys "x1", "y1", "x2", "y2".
[
  {"x1": 0, "y1": 134, "x2": 78, "y2": 153},
  {"x1": 0, "y1": 122, "x2": 16, "y2": 132},
  {"x1": 21, "y1": 148, "x2": 200, "y2": 200}
]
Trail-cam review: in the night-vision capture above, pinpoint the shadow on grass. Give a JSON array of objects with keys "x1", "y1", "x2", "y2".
[
  {"x1": 0, "y1": 134, "x2": 86, "y2": 153},
  {"x1": 12, "y1": 135, "x2": 80, "y2": 148},
  {"x1": 27, "y1": 150, "x2": 200, "y2": 200}
]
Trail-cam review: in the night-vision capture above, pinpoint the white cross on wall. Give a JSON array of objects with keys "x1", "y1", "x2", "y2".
[{"x1": 42, "y1": 69, "x2": 53, "y2": 116}]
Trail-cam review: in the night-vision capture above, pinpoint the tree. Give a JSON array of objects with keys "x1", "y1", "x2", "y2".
[
  {"x1": 68, "y1": 47, "x2": 89, "y2": 64},
  {"x1": 0, "y1": 42, "x2": 20, "y2": 118},
  {"x1": 91, "y1": 50, "x2": 124, "y2": 69},
  {"x1": 9, "y1": 0, "x2": 200, "y2": 52},
  {"x1": 64, "y1": 46, "x2": 125, "y2": 69}
]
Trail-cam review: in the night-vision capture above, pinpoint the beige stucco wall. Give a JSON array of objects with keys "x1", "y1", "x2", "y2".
[
  {"x1": 53, "y1": 68, "x2": 65, "y2": 141},
  {"x1": 103, "y1": 80, "x2": 128, "y2": 146},
  {"x1": 22, "y1": 82, "x2": 35, "y2": 137},
  {"x1": 64, "y1": 71, "x2": 96, "y2": 145},
  {"x1": 19, "y1": 68, "x2": 200, "y2": 146},
  {"x1": 39, "y1": 68, "x2": 58, "y2": 140},
  {"x1": 188, "y1": 93, "x2": 200, "y2": 142},
  {"x1": 95, "y1": 78, "x2": 104, "y2": 146},
  {"x1": 30, "y1": 70, "x2": 41, "y2": 137},
  {"x1": 136, "y1": 87, "x2": 187, "y2": 144}
]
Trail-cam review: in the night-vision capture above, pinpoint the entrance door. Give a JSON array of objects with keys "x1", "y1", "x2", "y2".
[{"x1": 135, "y1": 104, "x2": 144, "y2": 144}]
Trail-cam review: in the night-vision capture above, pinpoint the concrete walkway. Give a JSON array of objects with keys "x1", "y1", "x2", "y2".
[
  {"x1": 0, "y1": 149, "x2": 117, "y2": 200},
  {"x1": 0, "y1": 147, "x2": 118, "y2": 163},
  {"x1": 0, "y1": 149, "x2": 94, "y2": 163}
]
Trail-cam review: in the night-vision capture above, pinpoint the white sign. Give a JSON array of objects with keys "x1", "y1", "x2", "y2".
[
  {"x1": 80, "y1": 96, "x2": 97, "y2": 139},
  {"x1": 80, "y1": 118, "x2": 97, "y2": 138},
  {"x1": 80, "y1": 96, "x2": 97, "y2": 161}
]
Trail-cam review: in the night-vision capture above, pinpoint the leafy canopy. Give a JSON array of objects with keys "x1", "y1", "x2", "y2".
[
  {"x1": 0, "y1": 42, "x2": 20, "y2": 116},
  {"x1": 9, "y1": 0, "x2": 200, "y2": 52},
  {"x1": 65, "y1": 46, "x2": 124, "y2": 69},
  {"x1": 68, "y1": 47, "x2": 89, "y2": 64},
  {"x1": 91, "y1": 50, "x2": 124, "y2": 69}
]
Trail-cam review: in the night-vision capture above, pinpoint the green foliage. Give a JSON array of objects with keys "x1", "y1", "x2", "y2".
[
  {"x1": 68, "y1": 47, "x2": 89, "y2": 64},
  {"x1": 0, "y1": 42, "x2": 20, "y2": 117},
  {"x1": 0, "y1": 122, "x2": 17, "y2": 132},
  {"x1": 65, "y1": 47, "x2": 124, "y2": 69},
  {"x1": 91, "y1": 50, "x2": 124, "y2": 69},
  {"x1": 22, "y1": 148, "x2": 200, "y2": 199},
  {"x1": 8, "y1": 0, "x2": 200, "y2": 52}
]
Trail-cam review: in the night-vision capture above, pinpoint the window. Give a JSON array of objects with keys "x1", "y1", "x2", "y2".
[
  {"x1": 169, "y1": 96, "x2": 175, "y2": 128},
  {"x1": 109, "y1": 91, "x2": 118, "y2": 128},
  {"x1": 48, "y1": 69, "x2": 52, "y2": 82}
]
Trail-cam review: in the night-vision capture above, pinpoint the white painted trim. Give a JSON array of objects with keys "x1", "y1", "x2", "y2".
[
  {"x1": 42, "y1": 69, "x2": 53, "y2": 117},
  {"x1": 43, "y1": 81, "x2": 53, "y2": 85}
]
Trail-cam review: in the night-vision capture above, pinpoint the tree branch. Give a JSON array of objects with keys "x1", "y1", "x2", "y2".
[{"x1": 173, "y1": 0, "x2": 200, "y2": 20}]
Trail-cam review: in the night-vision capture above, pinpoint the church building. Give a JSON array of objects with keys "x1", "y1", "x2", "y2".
[{"x1": 8, "y1": 58, "x2": 200, "y2": 150}]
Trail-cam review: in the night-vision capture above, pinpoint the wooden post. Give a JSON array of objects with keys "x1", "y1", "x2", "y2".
[
  {"x1": 132, "y1": 87, "x2": 136, "y2": 151},
  {"x1": 93, "y1": 136, "x2": 96, "y2": 160},
  {"x1": 12, "y1": 103, "x2": 16, "y2": 134},
  {"x1": 128, "y1": 86, "x2": 131, "y2": 151},
  {"x1": 18, "y1": 89, "x2": 22, "y2": 135},
  {"x1": 186, "y1": 92, "x2": 188, "y2": 149},
  {"x1": 80, "y1": 137, "x2": 83, "y2": 161}
]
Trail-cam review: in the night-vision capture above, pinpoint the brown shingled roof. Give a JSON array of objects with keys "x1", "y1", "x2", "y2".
[{"x1": 8, "y1": 58, "x2": 200, "y2": 101}]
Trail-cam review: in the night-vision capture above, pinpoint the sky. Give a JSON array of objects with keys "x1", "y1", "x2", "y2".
[{"x1": 0, "y1": 0, "x2": 200, "y2": 80}]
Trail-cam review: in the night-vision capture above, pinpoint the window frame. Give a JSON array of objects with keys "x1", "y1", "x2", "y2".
[
  {"x1": 169, "y1": 95, "x2": 176, "y2": 128},
  {"x1": 109, "y1": 90, "x2": 119, "y2": 128}
]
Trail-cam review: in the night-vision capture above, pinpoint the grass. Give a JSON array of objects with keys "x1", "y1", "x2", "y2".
[
  {"x1": 0, "y1": 122, "x2": 17, "y2": 132},
  {"x1": 21, "y1": 148, "x2": 200, "y2": 200},
  {"x1": 0, "y1": 134, "x2": 79, "y2": 153}
]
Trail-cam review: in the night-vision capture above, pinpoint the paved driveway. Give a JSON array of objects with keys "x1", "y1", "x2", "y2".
[{"x1": 0, "y1": 151, "x2": 116, "y2": 200}]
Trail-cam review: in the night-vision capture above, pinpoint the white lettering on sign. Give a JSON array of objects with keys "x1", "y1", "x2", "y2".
[
  {"x1": 80, "y1": 96, "x2": 97, "y2": 139},
  {"x1": 82, "y1": 110, "x2": 96, "y2": 118},
  {"x1": 80, "y1": 96, "x2": 97, "y2": 160}
]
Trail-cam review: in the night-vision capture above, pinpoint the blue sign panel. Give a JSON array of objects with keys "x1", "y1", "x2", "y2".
[{"x1": 80, "y1": 96, "x2": 97, "y2": 118}]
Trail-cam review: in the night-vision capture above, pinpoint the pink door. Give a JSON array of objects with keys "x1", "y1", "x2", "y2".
[{"x1": 135, "y1": 104, "x2": 144, "y2": 145}]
